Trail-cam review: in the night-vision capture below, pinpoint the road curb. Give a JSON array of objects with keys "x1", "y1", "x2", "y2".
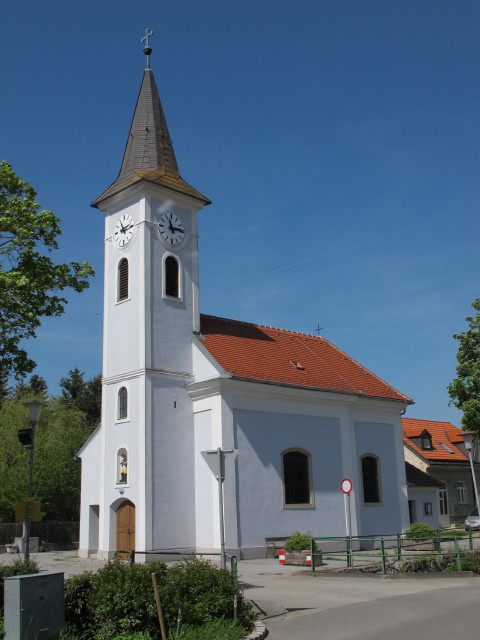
[{"x1": 242, "y1": 620, "x2": 268, "y2": 639}]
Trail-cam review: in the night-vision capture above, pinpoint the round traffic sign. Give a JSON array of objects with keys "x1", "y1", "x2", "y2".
[{"x1": 341, "y1": 478, "x2": 353, "y2": 494}]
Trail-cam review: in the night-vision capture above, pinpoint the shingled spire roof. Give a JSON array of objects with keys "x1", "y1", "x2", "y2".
[{"x1": 92, "y1": 68, "x2": 210, "y2": 208}]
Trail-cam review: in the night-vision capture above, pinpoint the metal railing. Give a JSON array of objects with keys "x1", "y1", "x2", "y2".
[
  {"x1": 116, "y1": 549, "x2": 238, "y2": 580},
  {"x1": 309, "y1": 530, "x2": 480, "y2": 574}
]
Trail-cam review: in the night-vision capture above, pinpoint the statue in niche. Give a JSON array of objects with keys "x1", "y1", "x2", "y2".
[{"x1": 120, "y1": 454, "x2": 128, "y2": 483}]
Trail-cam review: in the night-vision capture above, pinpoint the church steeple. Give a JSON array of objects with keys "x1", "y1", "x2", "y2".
[{"x1": 92, "y1": 29, "x2": 210, "y2": 208}]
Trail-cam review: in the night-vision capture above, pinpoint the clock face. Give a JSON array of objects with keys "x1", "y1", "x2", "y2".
[
  {"x1": 158, "y1": 212, "x2": 185, "y2": 247},
  {"x1": 114, "y1": 213, "x2": 135, "y2": 247}
]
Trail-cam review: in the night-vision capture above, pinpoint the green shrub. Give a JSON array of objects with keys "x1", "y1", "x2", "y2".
[
  {"x1": 64, "y1": 560, "x2": 166, "y2": 639},
  {"x1": 0, "y1": 558, "x2": 39, "y2": 616},
  {"x1": 172, "y1": 618, "x2": 247, "y2": 639},
  {"x1": 458, "y1": 554, "x2": 480, "y2": 573},
  {"x1": 405, "y1": 522, "x2": 436, "y2": 539},
  {"x1": 284, "y1": 531, "x2": 316, "y2": 552},
  {"x1": 160, "y1": 557, "x2": 254, "y2": 631},
  {"x1": 64, "y1": 557, "x2": 254, "y2": 639}
]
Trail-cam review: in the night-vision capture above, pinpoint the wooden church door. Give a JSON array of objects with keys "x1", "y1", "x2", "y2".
[{"x1": 116, "y1": 501, "x2": 136, "y2": 558}]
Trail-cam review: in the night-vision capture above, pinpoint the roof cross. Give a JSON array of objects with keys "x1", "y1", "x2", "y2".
[
  {"x1": 141, "y1": 28, "x2": 154, "y2": 69},
  {"x1": 314, "y1": 323, "x2": 324, "y2": 336}
]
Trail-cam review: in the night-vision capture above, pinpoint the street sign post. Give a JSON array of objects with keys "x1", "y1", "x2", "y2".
[
  {"x1": 201, "y1": 447, "x2": 238, "y2": 569},
  {"x1": 341, "y1": 478, "x2": 353, "y2": 567},
  {"x1": 341, "y1": 478, "x2": 353, "y2": 537}
]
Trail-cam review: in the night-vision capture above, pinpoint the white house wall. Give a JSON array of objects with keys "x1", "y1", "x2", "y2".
[{"x1": 407, "y1": 487, "x2": 440, "y2": 529}]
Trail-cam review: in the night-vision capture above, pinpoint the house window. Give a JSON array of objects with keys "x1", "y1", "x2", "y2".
[
  {"x1": 361, "y1": 455, "x2": 381, "y2": 504},
  {"x1": 455, "y1": 481, "x2": 468, "y2": 504},
  {"x1": 118, "y1": 387, "x2": 128, "y2": 420},
  {"x1": 281, "y1": 449, "x2": 313, "y2": 507},
  {"x1": 117, "y1": 448, "x2": 128, "y2": 484},
  {"x1": 164, "y1": 255, "x2": 180, "y2": 298},
  {"x1": 118, "y1": 258, "x2": 129, "y2": 301},
  {"x1": 439, "y1": 488, "x2": 448, "y2": 515},
  {"x1": 424, "y1": 502, "x2": 433, "y2": 516},
  {"x1": 421, "y1": 432, "x2": 433, "y2": 450}
]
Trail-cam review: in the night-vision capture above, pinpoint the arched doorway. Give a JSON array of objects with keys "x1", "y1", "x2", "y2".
[{"x1": 116, "y1": 500, "x2": 135, "y2": 559}]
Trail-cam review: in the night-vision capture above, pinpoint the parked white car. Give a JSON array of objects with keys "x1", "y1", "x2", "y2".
[{"x1": 464, "y1": 508, "x2": 480, "y2": 531}]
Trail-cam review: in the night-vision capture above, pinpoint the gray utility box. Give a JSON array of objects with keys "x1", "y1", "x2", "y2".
[{"x1": 4, "y1": 572, "x2": 64, "y2": 640}]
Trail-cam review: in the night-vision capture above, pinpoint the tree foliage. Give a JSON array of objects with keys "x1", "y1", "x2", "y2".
[
  {"x1": 0, "y1": 396, "x2": 93, "y2": 521},
  {"x1": 0, "y1": 161, "x2": 94, "y2": 379},
  {"x1": 448, "y1": 298, "x2": 480, "y2": 431},
  {"x1": 60, "y1": 367, "x2": 102, "y2": 426},
  {"x1": 0, "y1": 369, "x2": 100, "y2": 522}
]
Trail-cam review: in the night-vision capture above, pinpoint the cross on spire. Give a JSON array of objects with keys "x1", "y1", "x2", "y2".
[{"x1": 141, "y1": 28, "x2": 154, "y2": 69}]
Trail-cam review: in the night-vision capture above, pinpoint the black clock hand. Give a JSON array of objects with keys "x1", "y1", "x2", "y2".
[{"x1": 171, "y1": 226, "x2": 183, "y2": 233}]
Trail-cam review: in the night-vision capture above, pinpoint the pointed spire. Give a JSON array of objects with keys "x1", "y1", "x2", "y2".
[{"x1": 92, "y1": 31, "x2": 210, "y2": 208}]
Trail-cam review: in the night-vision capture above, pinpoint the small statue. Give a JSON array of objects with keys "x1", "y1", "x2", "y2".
[{"x1": 120, "y1": 454, "x2": 128, "y2": 483}]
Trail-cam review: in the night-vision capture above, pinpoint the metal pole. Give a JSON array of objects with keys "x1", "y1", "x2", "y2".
[
  {"x1": 345, "y1": 492, "x2": 352, "y2": 538},
  {"x1": 467, "y1": 448, "x2": 480, "y2": 517},
  {"x1": 217, "y1": 447, "x2": 226, "y2": 569},
  {"x1": 24, "y1": 425, "x2": 35, "y2": 562}
]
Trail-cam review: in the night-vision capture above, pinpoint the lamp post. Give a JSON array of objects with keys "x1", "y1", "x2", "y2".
[
  {"x1": 22, "y1": 401, "x2": 45, "y2": 561},
  {"x1": 461, "y1": 431, "x2": 480, "y2": 516}
]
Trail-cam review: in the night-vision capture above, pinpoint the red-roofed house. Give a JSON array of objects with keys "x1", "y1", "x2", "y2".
[
  {"x1": 79, "y1": 52, "x2": 414, "y2": 560},
  {"x1": 403, "y1": 418, "x2": 480, "y2": 527}
]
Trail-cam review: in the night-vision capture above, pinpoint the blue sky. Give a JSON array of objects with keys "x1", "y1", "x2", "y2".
[{"x1": 1, "y1": 1, "x2": 479, "y2": 425}]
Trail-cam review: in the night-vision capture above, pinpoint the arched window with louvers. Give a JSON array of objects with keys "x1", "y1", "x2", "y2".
[
  {"x1": 117, "y1": 258, "x2": 129, "y2": 301},
  {"x1": 164, "y1": 254, "x2": 181, "y2": 299}
]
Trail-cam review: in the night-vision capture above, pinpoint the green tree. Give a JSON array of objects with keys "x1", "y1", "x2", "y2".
[
  {"x1": 0, "y1": 396, "x2": 93, "y2": 521},
  {"x1": 60, "y1": 368, "x2": 101, "y2": 426},
  {"x1": 0, "y1": 161, "x2": 95, "y2": 380},
  {"x1": 13, "y1": 374, "x2": 48, "y2": 400},
  {"x1": 448, "y1": 298, "x2": 480, "y2": 431}
]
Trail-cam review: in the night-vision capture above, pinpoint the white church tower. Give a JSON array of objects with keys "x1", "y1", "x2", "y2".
[{"x1": 78, "y1": 31, "x2": 211, "y2": 558}]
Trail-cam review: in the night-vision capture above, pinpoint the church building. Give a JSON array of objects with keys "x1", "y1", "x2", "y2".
[{"x1": 78, "y1": 37, "x2": 413, "y2": 560}]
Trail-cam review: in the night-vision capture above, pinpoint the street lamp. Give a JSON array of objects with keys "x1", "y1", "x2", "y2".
[
  {"x1": 21, "y1": 401, "x2": 45, "y2": 561},
  {"x1": 461, "y1": 431, "x2": 480, "y2": 517}
]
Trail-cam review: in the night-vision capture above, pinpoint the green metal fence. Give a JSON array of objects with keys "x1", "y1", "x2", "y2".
[{"x1": 309, "y1": 530, "x2": 480, "y2": 574}]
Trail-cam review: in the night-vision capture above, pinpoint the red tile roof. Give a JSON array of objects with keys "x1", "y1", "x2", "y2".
[
  {"x1": 199, "y1": 315, "x2": 412, "y2": 403},
  {"x1": 402, "y1": 418, "x2": 468, "y2": 462}
]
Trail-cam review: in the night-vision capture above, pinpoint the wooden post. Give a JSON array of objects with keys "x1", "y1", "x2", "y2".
[{"x1": 151, "y1": 573, "x2": 167, "y2": 640}]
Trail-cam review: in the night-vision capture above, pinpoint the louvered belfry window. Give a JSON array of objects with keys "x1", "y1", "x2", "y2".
[
  {"x1": 118, "y1": 258, "x2": 129, "y2": 301},
  {"x1": 165, "y1": 255, "x2": 179, "y2": 298}
]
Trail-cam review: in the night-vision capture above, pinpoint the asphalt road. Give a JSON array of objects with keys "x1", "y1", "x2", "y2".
[{"x1": 264, "y1": 581, "x2": 480, "y2": 639}]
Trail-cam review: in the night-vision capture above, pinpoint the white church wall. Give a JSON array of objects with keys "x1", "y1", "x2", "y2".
[
  {"x1": 78, "y1": 427, "x2": 101, "y2": 558},
  {"x1": 190, "y1": 378, "x2": 409, "y2": 557},
  {"x1": 150, "y1": 375, "x2": 197, "y2": 550},
  {"x1": 354, "y1": 421, "x2": 403, "y2": 535},
  {"x1": 148, "y1": 196, "x2": 199, "y2": 373},
  {"x1": 90, "y1": 374, "x2": 143, "y2": 558},
  {"x1": 103, "y1": 198, "x2": 144, "y2": 379},
  {"x1": 194, "y1": 409, "x2": 217, "y2": 548},
  {"x1": 232, "y1": 408, "x2": 344, "y2": 552}
]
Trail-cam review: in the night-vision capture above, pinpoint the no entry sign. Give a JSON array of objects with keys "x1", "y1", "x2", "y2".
[{"x1": 341, "y1": 478, "x2": 353, "y2": 494}]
